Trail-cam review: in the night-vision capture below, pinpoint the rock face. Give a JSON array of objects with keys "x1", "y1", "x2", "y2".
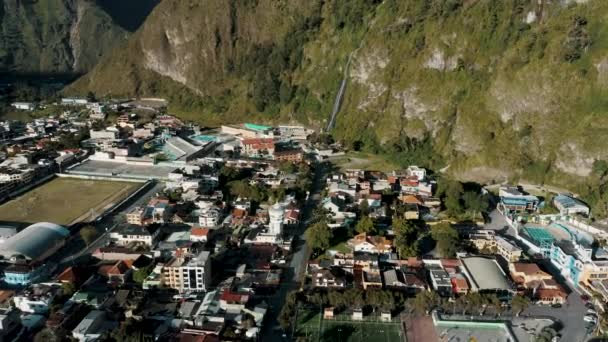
[
  {"x1": 0, "y1": 0, "x2": 136, "y2": 74},
  {"x1": 68, "y1": 0, "x2": 608, "y2": 184}
]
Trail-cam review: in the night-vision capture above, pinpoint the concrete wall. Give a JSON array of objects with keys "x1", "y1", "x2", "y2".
[{"x1": 56, "y1": 173, "x2": 147, "y2": 183}]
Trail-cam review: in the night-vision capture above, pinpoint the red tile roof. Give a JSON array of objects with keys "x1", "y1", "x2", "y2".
[{"x1": 192, "y1": 227, "x2": 210, "y2": 236}]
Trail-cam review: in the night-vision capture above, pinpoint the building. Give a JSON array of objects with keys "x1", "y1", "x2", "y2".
[
  {"x1": 429, "y1": 269, "x2": 453, "y2": 297},
  {"x1": 495, "y1": 236, "x2": 523, "y2": 262},
  {"x1": 191, "y1": 227, "x2": 211, "y2": 243},
  {"x1": 0, "y1": 222, "x2": 69, "y2": 264},
  {"x1": 110, "y1": 225, "x2": 160, "y2": 247},
  {"x1": 406, "y1": 166, "x2": 426, "y2": 181},
  {"x1": 498, "y1": 186, "x2": 539, "y2": 213},
  {"x1": 268, "y1": 202, "x2": 284, "y2": 237},
  {"x1": 11, "y1": 102, "x2": 36, "y2": 111},
  {"x1": 162, "y1": 251, "x2": 212, "y2": 293},
  {"x1": 72, "y1": 310, "x2": 114, "y2": 342},
  {"x1": 241, "y1": 138, "x2": 275, "y2": 158},
  {"x1": 348, "y1": 233, "x2": 393, "y2": 254},
  {"x1": 273, "y1": 148, "x2": 303, "y2": 162},
  {"x1": 0, "y1": 167, "x2": 34, "y2": 183},
  {"x1": 460, "y1": 257, "x2": 512, "y2": 297},
  {"x1": 553, "y1": 195, "x2": 590, "y2": 216},
  {"x1": 13, "y1": 284, "x2": 60, "y2": 314},
  {"x1": 0, "y1": 308, "x2": 20, "y2": 340},
  {"x1": 62, "y1": 98, "x2": 89, "y2": 106}
]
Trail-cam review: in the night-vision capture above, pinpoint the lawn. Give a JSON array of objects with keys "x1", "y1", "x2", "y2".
[
  {"x1": 0, "y1": 178, "x2": 141, "y2": 226},
  {"x1": 329, "y1": 151, "x2": 400, "y2": 172},
  {"x1": 296, "y1": 310, "x2": 403, "y2": 342}
]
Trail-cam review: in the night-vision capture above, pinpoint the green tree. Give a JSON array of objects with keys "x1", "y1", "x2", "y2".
[
  {"x1": 511, "y1": 294, "x2": 530, "y2": 316},
  {"x1": 80, "y1": 225, "x2": 98, "y2": 246},
  {"x1": 355, "y1": 215, "x2": 377, "y2": 235},
  {"x1": 431, "y1": 223, "x2": 459, "y2": 257},
  {"x1": 133, "y1": 265, "x2": 153, "y2": 284},
  {"x1": 359, "y1": 199, "x2": 370, "y2": 216},
  {"x1": 305, "y1": 221, "x2": 333, "y2": 252},
  {"x1": 413, "y1": 291, "x2": 439, "y2": 315},
  {"x1": 463, "y1": 191, "x2": 488, "y2": 215},
  {"x1": 393, "y1": 217, "x2": 421, "y2": 257}
]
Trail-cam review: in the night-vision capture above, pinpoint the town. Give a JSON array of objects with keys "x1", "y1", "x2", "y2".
[{"x1": 0, "y1": 97, "x2": 605, "y2": 342}]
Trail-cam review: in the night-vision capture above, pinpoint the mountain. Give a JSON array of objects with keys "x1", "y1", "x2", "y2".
[
  {"x1": 67, "y1": 0, "x2": 608, "y2": 206},
  {"x1": 0, "y1": 0, "x2": 158, "y2": 74}
]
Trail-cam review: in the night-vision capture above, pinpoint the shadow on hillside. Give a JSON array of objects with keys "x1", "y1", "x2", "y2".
[{"x1": 95, "y1": 0, "x2": 161, "y2": 32}]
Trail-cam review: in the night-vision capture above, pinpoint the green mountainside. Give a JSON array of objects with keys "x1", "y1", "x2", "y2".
[
  {"x1": 67, "y1": 0, "x2": 608, "y2": 212},
  {"x1": 0, "y1": 0, "x2": 132, "y2": 74}
]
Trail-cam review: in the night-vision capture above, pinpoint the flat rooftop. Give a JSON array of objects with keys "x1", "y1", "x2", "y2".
[{"x1": 68, "y1": 160, "x2": 176, "y2": 180}]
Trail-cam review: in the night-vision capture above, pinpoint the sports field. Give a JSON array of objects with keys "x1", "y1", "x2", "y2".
[
  {"x1": 0, "y1": 178, "x2": 141, "y2": 225},
  {"x1": 296, "y1": 310, "x2": 404, "y2": 342}
]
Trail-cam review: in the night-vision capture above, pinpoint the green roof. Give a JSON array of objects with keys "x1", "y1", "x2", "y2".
[{"x1": 245, "y1": 123, "x2": 272, "y2": 131}]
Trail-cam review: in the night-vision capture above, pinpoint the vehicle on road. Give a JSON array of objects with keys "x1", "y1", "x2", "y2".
[
  {"x1": 586, "y1": 302, "x2": 595, "y2": 309},
  {"x1": 581, "y1": 295, "x2": 590, "y2": 302},
  {"x1": 551, "y1": 303, "x2": 562, "y2": 308},
  {"x1": 584, "y1": 315, "x2": 597, "y2": 324},
  {"x1": 587, "y1": 309, "x2": 597, "y2": 316}
]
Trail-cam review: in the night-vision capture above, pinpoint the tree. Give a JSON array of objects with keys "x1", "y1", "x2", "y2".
[
  {"x1": 359, "y1": 200, "x2": 370, "y2": 216},
  {"x1": 133, "y1": 265, "x2": 153, "y2": 284},
  {"x1": 393, "y1": 217, "x2": 421, "y2": 257},
  {"x1": 279, "y1": 291, "x2": 298, "y2": 329},
  {"x1": 463, "y1": 191, "x2": 488, "y2": 216},
  {"x1": 80, "y1": 225, "x2": 98, "y2": 246},
  {"x1": 355, "y1": 215, "x2": 376, "y2": 235},
  {"x1": 34, "y1": 329, "x2": 58, "y2": 342},
  {"x1": 413, "y1": 291, "x2": 439, "y2": 315},
  {"x1": 511, "y1": 294, "x2": 530, "y2": 316},
  {"x1": 430, "y1": 223, "x2": 459, "y2": 257},
  {"x1": 305, "y1": 221, "x2": 332, "y2": 252}
]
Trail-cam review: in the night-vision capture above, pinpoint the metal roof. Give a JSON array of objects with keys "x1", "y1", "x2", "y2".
[
  {"x1": 461, "y1": 257, "x2": 511, "y2": 291},
  {"x1": 0, "y1": 222, "x2": 69, "y2": 261}
]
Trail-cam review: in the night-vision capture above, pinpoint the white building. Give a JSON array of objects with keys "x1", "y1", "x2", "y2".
[
  {"x1": 407, "y1": 166, "x2": 426, "y2": 181},
  {"x1": 72, "y1": 310, "x2": 111, "y2": 342},
  {"x1": 13, "y1": 285, "x2": 58, "y2": 314},
  {"x1": 553, "y1": 195, "x2": 590, "y2": 216},
  {"x1": 181, "y1": 251, "x2": 212, "y2": 292},
  {"x1": 11, "y1": 102, "x2": 36, "y2": 111},
  {"x1": 268, "y1": 202, "x2": 284, "y2": 236}
]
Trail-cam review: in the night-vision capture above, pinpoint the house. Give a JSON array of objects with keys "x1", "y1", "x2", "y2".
[
  {"x1": 13, "y1": 284, "x2": 60, "y2": 314},
  {"x1": 451, "y1": 275, "x2": 470, "y2": 295},
  {"x1": 509, "y1": 262, "x2": 553, "y2": 287},
  {"x1": 498, "y1": 185, "x2": 539, "y2": 213},
  {"x1": 352, "y1": 308, "x2": 364, "y2": 321},
  {"x1": 162, "y1": 251, "x2": 212, "y2": 293},
  {"x1": 0, "y1": 308, "x2": 21, "y2": 340},
  {"x1": 429, "y1": 269, "x2": 453, "y2": 297},
  {"x1": 313, "y1": 267, "x2": 347, "y2": 288},
  {"x1": 404, "y1": 203, "x2": 420, "y2": 220},
  {"x1": 191, "y1": 227, "x2": 211, "y2": 243},
  {"x1": 110, "y1": 224, "x2": 160, "y2": 247},
  {"x1": 407, "y1": 166, "x2": 426, "y2": 181},
  {"x1": 362, "y1": 267, "x2": 383, "y2": 289},
  {"x1": 323, "y1": 307, "x2": 335, "y2": 320},
  {"x1": 98, "y1": 260, "x2": 133, "y2": 284},
  {"x1": 219, "y1": 291, "x2": 250, "y2": 314},
  {"x1": 273, "y1": 148, "x2": 303, "y2": 162},
  {"x1": 11, "y1": 102, "x2": 36, "y2": 111},
  {"x1": 553, "y1": 195, "x2": 590, "y2": 216},
  {"x1": 348, "y1": 233, "x2": 393, "y2": 254},
  {"x1": 72, "y1": 310, "x2": 115, "y2": 342}
]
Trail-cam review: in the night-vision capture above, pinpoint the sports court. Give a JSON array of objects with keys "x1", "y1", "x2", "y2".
[{"x1": 296, "y1": 310, "x2": 404, "y2": 342}]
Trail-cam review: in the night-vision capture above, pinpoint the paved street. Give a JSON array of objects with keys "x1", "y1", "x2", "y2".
[
  {"x1": 261, "y1": 162, "x2": 328, "y2": 340},
  {"x1": 523, "y1": 292, "x2": 589, "y2": 342}
]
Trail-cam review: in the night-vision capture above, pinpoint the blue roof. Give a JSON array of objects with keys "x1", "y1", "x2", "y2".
[
  {"x1": 501, "y1": 196, "x2": 538, "y2": 205},
  {"x1": 245, "y1": 123, "x2": 272, "y2": 131},
  {"x1": 554, "y1": 195, "x2": 586, "y2": 209}
]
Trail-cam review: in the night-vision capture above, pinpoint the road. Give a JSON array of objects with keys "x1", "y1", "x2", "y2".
[
  {"x1": 523, "y1": 292, "x2": 590, "y2": 342},
  {"x1": 261, "y1": 162, "x2": 329, "y2": 340},
  {"x1": 52, "y1": 181, "x2": 165, "y2": 267}
]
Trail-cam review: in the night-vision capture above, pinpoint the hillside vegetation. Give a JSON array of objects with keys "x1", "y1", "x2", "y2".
[
  {"x1": 67, "y1": 0, "x2": 608, "y2": 214},
  {"x1": 0, "y1": 0, "x2": 135, "y2": 73}
]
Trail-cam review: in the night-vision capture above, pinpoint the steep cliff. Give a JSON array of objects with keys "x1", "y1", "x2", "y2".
[
  {"x1": 0, "y1": 0, "x2": 135, "y2": 74},
  {"x1": 67, "y1": 0, "x2": 608, "y2": 194}
]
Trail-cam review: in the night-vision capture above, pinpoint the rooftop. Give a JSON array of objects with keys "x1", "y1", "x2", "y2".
[{"x1": 461, "y1": 257, "x2": 511, "y2": 291}]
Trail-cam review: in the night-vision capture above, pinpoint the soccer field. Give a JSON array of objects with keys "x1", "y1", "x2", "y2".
[
  {"x1": 0, "y1": 178, "x2": 141, "y2": 226},
  {"x1": 296, "y1": 311, "x2": 404, "y2": 342}
]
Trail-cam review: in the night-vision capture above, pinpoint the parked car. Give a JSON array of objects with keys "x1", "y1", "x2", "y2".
[
  {"x1": 585, "y1": 302, "x2": 595, "y2": 309},
  {"x1": 551, "y1": 303, "x2": 562, "y2": 308},
  {"x1": 587, "y1": 309, "x2": 597, "y2": 316},
  {"x1": 584, "y1": 315, "x2": 597, "y2": 323},
  {"x1": 581, "y1": 294, "x2": 590, "y2": 302}
]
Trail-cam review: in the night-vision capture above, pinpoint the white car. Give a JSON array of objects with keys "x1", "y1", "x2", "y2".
[
  {"x1": 584, "y1": 315, "x2": 597, "y2": 323},
  {"x1": 587, "y1": 309, "x2": 597, "y2": 316}
]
